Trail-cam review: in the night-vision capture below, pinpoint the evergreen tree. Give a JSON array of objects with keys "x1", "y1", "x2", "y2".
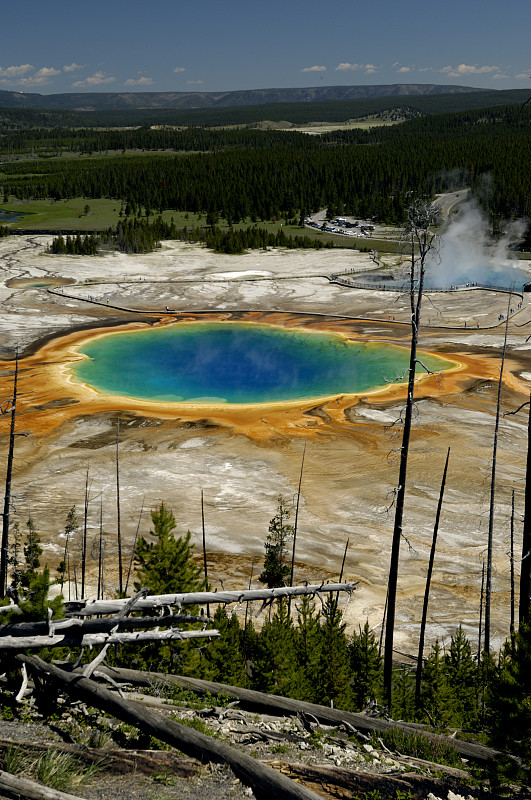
[
  {"x1": 134, "y1": 503, "x2": 205, "y2": 595},
  {"x1": 114, "y1": 503, "x2": 208, "y2": 673},
  {"x1": 391, "y1": 665, "x2": 415, "y2": 721},
  {"x1": 295, "y1": 594, "x2": 322, "y2": 702},
  {"x1": 200, "y1": 606, "x2": 247, "y2": 686},
  {"x1": 7, "y1": 521, "x2": 22, "y2": 602},
  {"x1": 314, "y1": 597, "x2": 352, "y2": 709},
  {"x1": 349, "y1": 621, "x2": 383, "y2": 711},
  {"x1": 259, "y1": 496, "x2": 294, "y2": 589},
  {"x1": 443, "y1": 625, "x2": 479, "y2": 729},
  {"x1": 487, "y1": 620, "x2": 531, "y2": 783},
  {"x1": 419, "y1": 640, "x2": 452, "y2": 727},
  {"x1": 253, "y1": 601, "x2": 304, "y2": 697},
  {"x1": 241, "y1": 617, "x2": 260, "y2": 677},
  {"x1": 21, "y1": 516, "x2": 42, "y2": 591},
  {"x1": 3, "y1": 519, "x2": 63, "y2": 623},
  {"x1": 57, "y1": 506, "x2": 78, "y2": 590},
  {"x1": 18, "y1": 568, "x2": 63, "y2": 622}
]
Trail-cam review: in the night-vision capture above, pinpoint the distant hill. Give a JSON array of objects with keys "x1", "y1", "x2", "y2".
[{"x1": 0, "y1": 83, "x2": 485, "y2": 111}]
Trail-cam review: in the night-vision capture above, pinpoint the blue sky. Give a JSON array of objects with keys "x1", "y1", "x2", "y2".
[{"x1": 1, "y1": 0, "x2": 530, "y2": 95}]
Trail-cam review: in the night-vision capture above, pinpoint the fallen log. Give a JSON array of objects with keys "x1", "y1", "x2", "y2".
[
  {"x1": 0, "y1": 613, "x2": 209, "y2": 638},
  {"x1": 18, "y1": 654, "x2": 324, "y2": 800},
  {"x1": 0, "y1": 627, "x2": 219, "y2": 651},
  {"x1": 64, "y1": 582, "x2": 357, "y2": 617},
  {"x1": 0, "y1": 770, "x2": 84, "y2": 800},
  {"x1": 97, "y1": 666, "x2": 501, "y2": 765}
]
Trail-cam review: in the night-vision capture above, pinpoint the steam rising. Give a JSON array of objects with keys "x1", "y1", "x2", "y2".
[{"x1": 426, "y1": 199, "x2": 529, "y2": 288}]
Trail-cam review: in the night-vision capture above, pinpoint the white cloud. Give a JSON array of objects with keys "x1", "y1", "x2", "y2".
[
  {"x1": 63, "y1": 63, "x2": 85, "y2": 73},
  {"x1": 301, "y1": 65, "x2": 326, "y2": 73},
  {"x1": 397, "y1": 66, "x2": 411, "y2": 73},
  {"x1": 515, "y1": 72, "x2": 531, "y2": 79},
  {"x1": 0, "y1": 65, "x2": 61, "y2": 87},
  {"x1": 173, "y1": 66, "x2": 186, "y2": 73},
  {"x1": 72, "y1": 71, "x2": 116, "y2": 88},
  {"x1": 335, "y1": 62, "x2": 379, "y2": 74},
  {"x1": 124, "y1": 76, "x2": 154, "y2": 86},
  {"x1": 492, "y1": 72, "x2": 510, "y2": 80},
  {"x1": 186, "y1": 79, "x2": 203, "y2": 85},
  {"x1": 0, "y1": 64, "x2": 34, "y2": 79},
  {"x1": 335, "y1": 62, "x2": 362, "y2": 71},
  {"x1": 18, "y1": 67, "x2": 61, "y2": 86},
  {"x1": 440, "y1": 63, "x2": 499, "y2": 77}
]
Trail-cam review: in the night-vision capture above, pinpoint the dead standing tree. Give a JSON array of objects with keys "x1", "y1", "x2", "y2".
[
  {"x1": 0, "y1": 353, "x2": 27, "y2": 598},
  {"x1": 383, "y1": 200, "x2": 440, "y2": 707},
  {"x1": 505, "y1": 391, "x2": 531, "y2": 624}
]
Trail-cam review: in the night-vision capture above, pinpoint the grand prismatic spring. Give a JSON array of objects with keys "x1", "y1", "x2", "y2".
[{"x1": 70, "y1": 322, "x2": 454, "y2": 404}]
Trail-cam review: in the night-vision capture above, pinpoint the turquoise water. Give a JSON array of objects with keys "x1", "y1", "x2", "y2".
[{"x1": 72, "y1": 322, "x2": 452, "y2": 404}]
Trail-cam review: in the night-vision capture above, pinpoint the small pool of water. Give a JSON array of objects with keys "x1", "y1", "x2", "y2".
[
  {"x1": 6, "y1": 277, "x2": 71, "y2": 289},
  {"x1": 0, "y1": 209, "x2": 28, "y2": 223},
  {"x1": 71, "y1": 322, "x2": 453, "y2": 404}
]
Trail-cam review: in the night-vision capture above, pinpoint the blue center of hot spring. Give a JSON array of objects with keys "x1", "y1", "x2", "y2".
[{"x1": 71, "y1": 322, "x2": 451, "y2": 404}]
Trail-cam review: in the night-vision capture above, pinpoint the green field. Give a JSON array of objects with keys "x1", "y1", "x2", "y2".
[
  {"x1": 1, "y1": 198, "x2": 403, "y2": 254},
  {"x1": 2, "y1": 198, "x2": 121, "y2": 230}
]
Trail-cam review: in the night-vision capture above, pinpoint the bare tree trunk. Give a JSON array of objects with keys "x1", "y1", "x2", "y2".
[
  {"x1": 379, "y1": 588, "x2": 388, "y2": 657},
  {"x1": 485, "y1": 305, "x2": 510, "y2": 654},
  {"x1": 384, "y1": 202, "x2": 439, "y2": 708},
  {"x1": 415, "y1": 447, "x2": 450, "y2": 709},
  {"x1": 242, "y1": 560, "x2": 254, "y2": 661},
  {"x1": 60, "y1": 534, "x2": 69, "y2": 592},
  {"x1": 510, "y1": 488, "x2": 515, "y2": 636},
  {"x1": 334, "y1": 538, "x2": 349, "y2": 612},
  {"x1": 116, "y1": 419, "x2": 122, "y2": 595},
  {"x1": 81, "y1": 468, "x2": 89, "y2": 599},
  {"x1": 124, "y1": 499, "x2": 144, "y2": 595},
  {"x1": 201, "y1": 489, "x2": 209, "y2": 616},
  {"x1": 478, "y1": 560, "x2": 485, "y2": 657},
  {"x1": 97, "y1": 500, "x2": 103, "y2": 601},
  {"x1": 288, "y1": 441, "x2": 306, "y2": 618},
  {"x1": 0, "y1": 353, "x2": 19, "y2": 597},
  {"x1": 520, "y1": 392, "x2": 531, "y2": 625}
]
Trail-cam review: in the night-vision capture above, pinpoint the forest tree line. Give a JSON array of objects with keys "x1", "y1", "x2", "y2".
[
  {"x1": 2, "y1": 105, "x2": 530, "y2": 235},
  {"x1": 48, "y1": 217, "x2": 336, "y2": 255}
]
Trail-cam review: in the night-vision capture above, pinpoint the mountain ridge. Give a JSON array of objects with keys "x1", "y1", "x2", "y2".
[{"x1": 0, "y1": 83, "x2": 485, "y2": 111}]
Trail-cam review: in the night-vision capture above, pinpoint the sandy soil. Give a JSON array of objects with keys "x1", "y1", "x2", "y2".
[{"x1": 1, "y1": 235, "x2": 531, "y2": 655}]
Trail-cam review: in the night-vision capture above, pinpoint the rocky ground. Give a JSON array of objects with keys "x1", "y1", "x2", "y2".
[
  {"x1": 0, "y1": 235, "x2": 531, "y2": 655},
  {"x1": 0, "y1": 685, "x2": 496, "y2": 800}
]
